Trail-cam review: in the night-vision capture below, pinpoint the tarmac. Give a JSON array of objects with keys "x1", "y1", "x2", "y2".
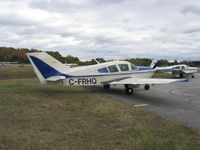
[{"x1": 94, "y1": 73, "x2": 200, "y2": 130}]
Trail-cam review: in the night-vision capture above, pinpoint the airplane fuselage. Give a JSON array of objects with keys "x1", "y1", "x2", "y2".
[
  {"x1": 51, "y1": 61, "x2": 155, "y2": 86},
  {"x1": 63, "y1": 70, "x2": 155, "y2": 86}
]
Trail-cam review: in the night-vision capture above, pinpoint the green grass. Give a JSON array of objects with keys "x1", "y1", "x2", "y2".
[
  {"x1": 0, "y1": 66, "x2": 35, "y2": 80},
  {"x1": 0, "y1": 67, "x2": 200, "y2": 150}
]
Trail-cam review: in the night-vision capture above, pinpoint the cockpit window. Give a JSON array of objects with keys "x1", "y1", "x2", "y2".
[
  {"x1": 131, "y1": 64, "x2": 137, "y2": 70},
  {"x1": 119, "y1": 64, "x2": 129, "y2": 71},
  {"x1": 108, "y1": 65, "x2": 119, "y2": 73},
  {"x1": 181, "y1": 66, "x2": 185, "y2": 69}
]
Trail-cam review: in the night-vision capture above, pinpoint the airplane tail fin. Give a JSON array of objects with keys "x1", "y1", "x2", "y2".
[
  {"x1": 27, "y1": 52, "x2": 66, "y2": 84},
  {"x1": 150, "y1": 59, "x2": 158, "y2": 69}
]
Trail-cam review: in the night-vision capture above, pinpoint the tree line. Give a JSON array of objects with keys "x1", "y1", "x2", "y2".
[{"x1": 0, "y1": 47, "x2": 200, "y2": 67}]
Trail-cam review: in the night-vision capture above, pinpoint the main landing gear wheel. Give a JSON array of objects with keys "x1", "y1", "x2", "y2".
[
  {"x1": 125, "y1": 88, "x2": 133, "y2": 95},
  {"x1": 103, "y1": 84, "x2": 110, "y2": 90},
  {"x1": 180, "y1": 73, "x2": 183, "y2": 78},
  {"x1": 144, "y1": 84, "x2": 150, "y2": 90},
  {"x1": 192, "y1": 75, "x2": 195, "y2": 78}
]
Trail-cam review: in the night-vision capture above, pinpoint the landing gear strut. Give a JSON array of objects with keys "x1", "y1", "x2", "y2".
[
  {"x1": 125, "y1": 87, "x2": 134, "y2": 95},
  {"x1": 103, "y1": 84, "x2": 110, "y2": 90},
  {"x1": 124, "y1": 84, "x2": 129, "y2": 88},
  {"x1": 144, "y1": 84, "x2": 150, "y2": 90}
]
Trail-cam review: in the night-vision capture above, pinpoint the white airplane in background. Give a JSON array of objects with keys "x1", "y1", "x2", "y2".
[
  {"x1": 138, "y1": 60, "x2": 199, "y2": 78},
  {"x1": 27, "y1": 52, "x2": 188, "y2": 95},
  {"x1": 0, "y1": 62, "x2": 18, "y2": 67},
  {"x1": 156, "y1": 64, "x2": 199, "y2": 78}
]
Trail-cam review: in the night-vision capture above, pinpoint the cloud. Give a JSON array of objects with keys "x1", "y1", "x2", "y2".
[
  {"x1": 0, "y1": 0, "x2": 200, "y2": 60},
  {"x1": 182, "y1": 6, "x2": 200, "y2": 16}
]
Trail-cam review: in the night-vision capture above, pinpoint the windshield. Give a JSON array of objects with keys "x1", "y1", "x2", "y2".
[{"x1": 131, "y1": 64, "x2": 137, "y2": 70}]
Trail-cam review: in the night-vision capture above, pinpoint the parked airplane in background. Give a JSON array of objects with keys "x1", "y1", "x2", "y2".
[
  {"x1": 0, "y1": 62, "x2": 18, "y2": 67},
  {"x1": 138, "y1": 60, "x2": 199, "y2": 78},
  {"x1": 27, "y1": 52, "x2": 188, "y2": 95},
  {"x1": 156, "y1": 64, "x2": 199, "y2": 78}
]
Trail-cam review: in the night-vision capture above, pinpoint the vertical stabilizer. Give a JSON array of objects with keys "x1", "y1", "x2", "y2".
[
  {"x1": 27, "y1": 52, "x2": 66, "y2": 84},
  {"x1": 150, "y1": 59, "x2": 158, "y2": 69}
]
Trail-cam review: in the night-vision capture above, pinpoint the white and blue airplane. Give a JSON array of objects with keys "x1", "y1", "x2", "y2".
[
  {"x1": 156, "y1": 64, "x2": 199, "y2": 78},
  {"x1": 138, "y1": 60, "x2": 199, "y2": 78},
  {"x1": 0, "y1": 61, "x2": 18, "y2": 67},
  {"x1": 27, "y1": 52, "x2": 188, "y2": 95}
]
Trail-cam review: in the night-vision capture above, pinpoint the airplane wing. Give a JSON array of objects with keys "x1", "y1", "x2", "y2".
[
  {"x1": 182, "y1": 70, "x2": 197, "y2": 74},
  {"x1": 109, "y1": 78, "x2": 188, "y2": 85}
]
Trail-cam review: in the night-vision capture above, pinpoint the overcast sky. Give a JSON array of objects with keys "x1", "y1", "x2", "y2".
[{"x1": 0, "y1": 0, "x2": 200, "y2": 60}]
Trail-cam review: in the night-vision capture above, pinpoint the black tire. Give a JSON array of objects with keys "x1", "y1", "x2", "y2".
[
  {"x1": 103, "y1": 84, "x2": 110, "y2": 90},
  {"x1": 144, "y1": 84, "x2": 150, "y2": 90},
  {"x1": 192, "y1": 75, "x2": 195, "y2": 78},
  {"x1": 125, "y1": 88, "x2": 133, "y2": 95},
  {"x1": 180, "y1": 73, "x2": 183, "y2": 78}
]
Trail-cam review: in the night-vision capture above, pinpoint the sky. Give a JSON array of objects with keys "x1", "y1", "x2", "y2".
[{"x1": 0, "y1": 0, "x2": 200, "y2": 61}]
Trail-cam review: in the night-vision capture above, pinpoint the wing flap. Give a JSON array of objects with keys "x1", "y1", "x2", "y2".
[{"x1": 109, "y1": 78, "x2": 188, "y2": 85}]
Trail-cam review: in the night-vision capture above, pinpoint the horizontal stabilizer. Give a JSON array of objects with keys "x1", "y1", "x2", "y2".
[{"x1": 46, "y1": 76, "x2": 65, "y2": 81}]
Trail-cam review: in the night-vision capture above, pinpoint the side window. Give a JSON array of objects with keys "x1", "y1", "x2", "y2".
[
  {"x1": 98, "y1": 67, "x2": 109, "y2": 73},
  {"x1": 108, "y1": 65, "x2": 119, "y2": 73},
  {"x1": 181, "y1": 66, "x2": 185, "y2": 69},
  {"x1": 119, "y1": 64, "x2": 129, "y2": 71},
  {"x1": 131, "y1": 64, "x2": 137, "y2": 70},
  {"x1": 174, "y1": 66, "x2": 180, "y2": 69}
]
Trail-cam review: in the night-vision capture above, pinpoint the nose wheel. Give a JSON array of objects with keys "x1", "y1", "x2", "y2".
[
  {"x1": 125, "y1": 87, "x2": 134, "y2": 95},
  {"x1": 144, "y1": 84, "x2": 150, "y2": 90}
]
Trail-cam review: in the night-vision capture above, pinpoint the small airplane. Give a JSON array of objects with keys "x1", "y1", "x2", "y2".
[
  {"x1": 0, "y1": 61, "x2": 18, "y2": 67},
  {"x1": 137, "y1": 60, "x2": 199, "y2": 78},
  {"x1": 27, "y1": 52, "x2": 188, "y2": 95},
  {"x1": 156, "y1": 64, "x2": 199, "y2": 78}
]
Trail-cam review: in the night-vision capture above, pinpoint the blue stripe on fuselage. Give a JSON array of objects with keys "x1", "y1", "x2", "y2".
[
  {"x1": 69, "y1": 70, "x2": 154, "y2": 78},
  {"x1": 138, "y1": 66, "x2": 153, "y2": 70}
]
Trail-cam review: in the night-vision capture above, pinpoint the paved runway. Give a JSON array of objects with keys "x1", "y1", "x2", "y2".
[{"x1": 94, "y1": 73, "x2": 200, "y2": 130}]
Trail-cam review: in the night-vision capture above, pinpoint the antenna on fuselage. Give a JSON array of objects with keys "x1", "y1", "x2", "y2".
[{"x1": 94, "y1": 59, "x2": 100, "y2": 64}]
